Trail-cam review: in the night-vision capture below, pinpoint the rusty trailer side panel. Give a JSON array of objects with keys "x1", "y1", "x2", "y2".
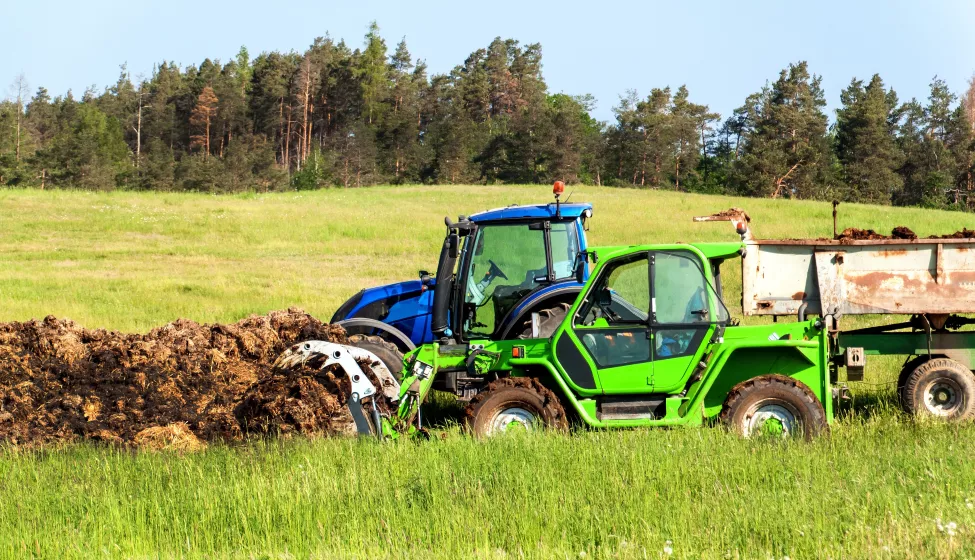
[{"x1": 742, "y1": 238, "x2": 975, "y2": 317}]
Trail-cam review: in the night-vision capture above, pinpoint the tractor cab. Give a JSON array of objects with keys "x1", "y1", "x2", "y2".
[
  {"x1": 332, "y1": 184, "x2": 593, "y2": 350},
  {"x1": 431, "y1": 185, "x2": 593, "y2": 344}
]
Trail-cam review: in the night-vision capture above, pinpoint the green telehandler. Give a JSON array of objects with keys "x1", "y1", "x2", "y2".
[{"x1": 277, "y1": 210, "x2": 832, "y2": 439}]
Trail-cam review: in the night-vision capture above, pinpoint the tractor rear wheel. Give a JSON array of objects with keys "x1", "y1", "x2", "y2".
[
  {"x1": 720, "y1": 374, "x2": 827, "y2": 440},
  {"x1": 347, "y1": 334, "x2": 404, "y2": 383},
  {"x1": 464, "y1": 377, "x2": 568, "y2": 438},
  {"x1": 901, "y1": 358, "x2": 975, "y2": 420},
  {"x1": 516, "y1": 304, "x2": 569, "y2": 339}
]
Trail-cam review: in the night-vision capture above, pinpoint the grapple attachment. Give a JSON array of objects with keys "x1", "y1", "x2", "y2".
[{"x1": 273, "y1": 341, "x2": 401, "y2": 437}]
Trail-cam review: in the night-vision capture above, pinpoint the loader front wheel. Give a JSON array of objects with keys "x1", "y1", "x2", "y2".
[
  {"x1": 901, "y1": 358, "x2": 975, "y2": 420},
  {"x1": 720, "y1": 375, "x2": 827, "y2": 440},
  {"x1": 464, "y1": 377, "x2": 568, "y2": 438}
]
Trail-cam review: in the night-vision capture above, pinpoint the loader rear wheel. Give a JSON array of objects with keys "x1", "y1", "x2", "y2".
[
  {"x1": 347, "y1": 334, "x2": 404, "y2": 377},
  {"x1": 464, "y1": 377, "x2": 568, "y2": 438},
  {"x1": 901, "y1": 358, "x2": 975, "y2": 420},
  {"x1": 720, "y1": 375, "x2": 827, "y2": 440}
]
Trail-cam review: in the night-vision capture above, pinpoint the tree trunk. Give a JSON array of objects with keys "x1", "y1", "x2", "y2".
[
  {"x1": 133, "y1": 100, "x2": 143, "y2": 168},
  {"x1": 284, "y1": 104, "x2": 292, "y2": 171}
]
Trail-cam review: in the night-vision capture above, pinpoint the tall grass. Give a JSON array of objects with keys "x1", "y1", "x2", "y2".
[
  {"x1": 2, "y1": 423, "x2": 974, "y2": 559},
  {"x1": 3, "y1": 186, "x2": 975, "y2": 558}
]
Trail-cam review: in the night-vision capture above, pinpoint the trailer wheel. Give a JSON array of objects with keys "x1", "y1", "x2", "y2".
[
  {"x1": 720, "y1": 375, "x2": 827, "y2": 440},
  {"x1": 901, "y1": 358, "x2": 975, "y2": 420},
  {"x1": 464, "y1": 377, "x2": 568, "y2": 438},
  {"x1": 347, "y1": 334, "x2": 404, "y2": 377}
]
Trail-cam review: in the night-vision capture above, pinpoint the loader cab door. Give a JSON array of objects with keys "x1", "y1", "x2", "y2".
[
  {"x1": 556, "y1": 249, "x2": 725, "y2": 397},
  {"x1": 561, "y1": 252, "x2": 652, "y2": 394},
  {"x1": 648, "y1": 251, "x2": 723, "y2": 393}
]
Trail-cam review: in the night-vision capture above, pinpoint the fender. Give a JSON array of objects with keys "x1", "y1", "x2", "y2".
[
  {"x1": 685, "y1": 339, "x2": 824, "y2": 419},
  {"x1": 334, "y1": 318, "x2": 417, "y2": 351}
]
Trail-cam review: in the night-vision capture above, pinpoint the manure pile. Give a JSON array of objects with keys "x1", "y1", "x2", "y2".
[{"x1": 0, "y1": 309, "x2": 370, "y2": 448}]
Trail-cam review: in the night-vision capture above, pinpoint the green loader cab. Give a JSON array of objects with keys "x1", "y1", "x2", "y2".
[{"x1": 392, "y1": 238, "x2": 832, "y2": 439}]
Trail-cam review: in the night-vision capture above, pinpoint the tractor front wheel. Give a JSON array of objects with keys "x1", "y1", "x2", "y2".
[
  {"x1": 346, "y1": 334, "x2": 404, "y2": 377},
  {"x1": 464, "y1": 378, "x2": 568, "y2": 438},
  {"x1": 720, "y1": 375, "x2": 827, "y2": 440},
  {"x1": 901, "y1": 358, "x2": 975, "y2": 420}
]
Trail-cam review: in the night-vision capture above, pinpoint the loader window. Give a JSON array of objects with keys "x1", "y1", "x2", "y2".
[
  {"x1": 650, "y1": 251, "x2": 719, "y2": 364},
  {"x1": 572, "y1": 253, "x2": 651, "y2": 368}
]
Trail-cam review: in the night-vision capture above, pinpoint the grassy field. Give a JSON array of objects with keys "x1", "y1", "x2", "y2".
[{"x1": 3, "y1": 185, "x2": 975, "y2": 558}]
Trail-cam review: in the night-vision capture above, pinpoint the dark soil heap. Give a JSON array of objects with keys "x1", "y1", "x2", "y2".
[
  {"x1": 835, "y1": 226, "x2": 917, "y2": 242},
  {"x1": 0, "y1": 308, "x2": 364, "y2": 447}
]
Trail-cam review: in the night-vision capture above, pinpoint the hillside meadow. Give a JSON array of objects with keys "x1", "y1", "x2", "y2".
[{"x1": 2, "y1": 185, "x2": 975, "y2": 558}]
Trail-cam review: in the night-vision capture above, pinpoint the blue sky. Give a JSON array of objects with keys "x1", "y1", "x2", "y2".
[{"x1": 5, "y1": 0, "x2": 975, "y2": 123}]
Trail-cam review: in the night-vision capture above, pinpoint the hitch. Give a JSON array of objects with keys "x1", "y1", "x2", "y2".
[{"x1": 274, "y1": 341, "x2": 402, "y2": 437}]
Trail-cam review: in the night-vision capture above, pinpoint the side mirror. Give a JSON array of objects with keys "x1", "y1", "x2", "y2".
[
  {"x1": 575, "y1": 260, "x2": 585, "y2": 283},
  {"x1": 574, "y1": 251, "x2": 588, "y2": 283},
  {"x1": 597, "y1": 288, "x2": 612, "y2": 307}
]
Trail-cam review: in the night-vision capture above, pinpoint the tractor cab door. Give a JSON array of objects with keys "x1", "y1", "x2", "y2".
[
  {"x1": 461, "y1": 220, "x2": 579, "y2": 339},
  {"x1": 648, "y1": 251, "x2": 720, "y2": 393},
  {"x1": 559, "y1": 252, "x2": 653, "y2": 394}
]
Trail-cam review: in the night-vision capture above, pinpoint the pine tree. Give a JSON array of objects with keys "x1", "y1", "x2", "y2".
[
  {"x1": 189, "y1": 86, "x2": 219, "y2": 160},
  {"x1": 734, "y1": 62, "x2": 832, "y2": 199},
  {"x1": 358, "y1": 22, "x2": 389, "y2": 126},
  {"x1": 670, "y1": 85, "x2": 717, "y2": 191},
  {"x1": 834, "y1": 74, "x2": 903, "y2": 204}
]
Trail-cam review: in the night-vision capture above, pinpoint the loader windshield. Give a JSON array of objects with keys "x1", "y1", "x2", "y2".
[{"x1": 463, "y1": 221, "x2": 579, "y2": 337}]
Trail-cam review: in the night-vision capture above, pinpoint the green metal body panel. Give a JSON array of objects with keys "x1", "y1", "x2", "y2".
[
  {"x1": 391, "y1": 240, "x2": 833, "y2": 432},
  {"x1": 838, "y1": 331, "x2": 975, "y2": 368}
]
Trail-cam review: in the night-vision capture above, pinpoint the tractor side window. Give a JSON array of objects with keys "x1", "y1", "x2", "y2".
[
  {"x1": 465, "y1": 224, "x2": 548, "y2": 337},
  {"x1": 550, "y1": 222, "x2": 580, "y2": 281}
]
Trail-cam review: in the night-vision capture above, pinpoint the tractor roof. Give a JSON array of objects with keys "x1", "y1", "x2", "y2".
[{"x1": 468, "y1": 202, "x2": 593, "y2": 222}]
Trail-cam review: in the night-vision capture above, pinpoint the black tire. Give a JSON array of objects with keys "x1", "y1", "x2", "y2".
[
  {"x1": 347, "y1": 334, "x2": 404, "y2": 377},
  {"x1": 897, "y1": 354, "x2": 947, "y2": 409},
  {"x1": 901, "y1": 358, "x2": 975, "y2": 420},
  {"x1": 516, "y1": 304, "x2": 569, "y2": 339},
  {"x1": 720, "y1": 374, "x2": 827, "y2": 440},
  {"x1": 464, "y1": 377, "x2": 568, "y2": 438}
]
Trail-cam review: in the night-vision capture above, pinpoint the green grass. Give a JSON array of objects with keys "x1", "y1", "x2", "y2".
[{"x1": 3, "y1": 185, "x2": 975, "y2": 558}]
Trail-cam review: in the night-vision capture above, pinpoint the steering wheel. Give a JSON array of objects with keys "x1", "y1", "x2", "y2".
[
  {"x1": 487, "y1": 260, "x2": 509, "y2": 281},
  {"x1": 684, "y1": 287, "x2": 709, "y2": 322}
]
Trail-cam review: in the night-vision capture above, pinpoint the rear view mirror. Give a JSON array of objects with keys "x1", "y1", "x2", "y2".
[{"x1": 574, "y1": 252, "x2": 588, "y2": 283}]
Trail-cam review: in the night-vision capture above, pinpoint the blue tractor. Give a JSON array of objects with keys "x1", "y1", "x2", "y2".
[{"x1": 331, "y1": 185, "x2": 594, "y2": 380}]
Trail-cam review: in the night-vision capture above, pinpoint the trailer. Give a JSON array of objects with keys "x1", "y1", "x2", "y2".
[{"x1": 711, "y1": 213, "x2": 975, "y2": 419}]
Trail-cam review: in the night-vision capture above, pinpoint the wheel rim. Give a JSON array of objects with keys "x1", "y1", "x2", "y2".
[
  {"x1": 743, "y1": 400, "x2": 800, "y2": 438},
  {"x1": 923, "y1": 379, "x2": 962, "y2": 416},
  {"x1": 487, "y1": 406, "x2": 537, "y2": 435}
]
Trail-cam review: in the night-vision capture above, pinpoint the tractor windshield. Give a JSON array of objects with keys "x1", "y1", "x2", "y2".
[{"x1": 463, "y1": 221, "x2": 579, "y2": 337}]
